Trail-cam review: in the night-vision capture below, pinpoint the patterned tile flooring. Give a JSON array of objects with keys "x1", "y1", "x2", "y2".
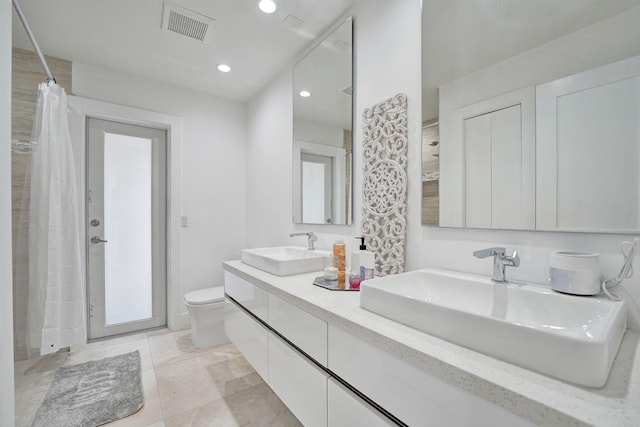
[{"x1": 14, "y1": 328, "x2": 302, "y2": 426}]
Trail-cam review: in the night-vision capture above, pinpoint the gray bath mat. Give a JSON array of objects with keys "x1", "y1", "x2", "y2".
[{"x1": 32, "y1": 350, "x2": 144, "y2": 427}]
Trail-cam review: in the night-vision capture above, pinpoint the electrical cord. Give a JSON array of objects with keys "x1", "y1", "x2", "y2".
[{"x1": 601, "y1": 237, "x2": 639, "y2": 300}]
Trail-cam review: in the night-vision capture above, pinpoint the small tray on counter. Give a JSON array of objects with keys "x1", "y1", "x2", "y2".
[{"x1": 312, "y1": 276, "x2": 360, "y2": 291}]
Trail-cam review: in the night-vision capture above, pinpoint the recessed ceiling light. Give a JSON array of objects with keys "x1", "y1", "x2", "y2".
[
  {"x1": 217, "y1": 64, "x2": 231, "y2": 73},
  {"x1": 258, "y1": 0, "x2": 277, "y2": 14},
  {"x1": 299, "y1": 90, "x2": 311, "y2": 98}
]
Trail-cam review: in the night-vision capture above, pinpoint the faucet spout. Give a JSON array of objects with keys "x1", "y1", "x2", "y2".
[
  {"x1": 472, "y1": 247, "x2": 505, "y2": 258},
  {"x1": 473, "y1": 247, "x2": 520, "y2": 282},
  {"x1": 290, "y1": 232, "x2": 318, "y2": 250}
]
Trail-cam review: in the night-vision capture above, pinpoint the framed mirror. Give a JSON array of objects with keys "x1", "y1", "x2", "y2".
[
  {"x1": 293, "y1": 16, "x2": 353, "y2": 225},
  {"x1": 421, "y1": 0, "x2": 640, "y2": 233}
]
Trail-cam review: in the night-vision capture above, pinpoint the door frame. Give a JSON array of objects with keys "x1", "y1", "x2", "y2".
[
  {"x1": 293, "y1": 140, "x2": 346, "y2": 224},
  {"x1": 86, "y1": 118, "x2": 168, "y2": 338},
  {"x1": 301, "y1": 152, "x2": 333, "y2": 224},
  {"x1": 67, "y1": 96, "x2": 187, "y2": 333}
]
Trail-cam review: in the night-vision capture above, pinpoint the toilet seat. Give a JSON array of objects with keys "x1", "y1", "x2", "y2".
[{"x1": 184, "y1": 287, "x2": 224, "y2": 305}]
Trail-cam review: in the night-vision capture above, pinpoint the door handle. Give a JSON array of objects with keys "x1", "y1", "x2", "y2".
[{"x1": 90, "y1": 236, "x2": 108, "y2": 244}]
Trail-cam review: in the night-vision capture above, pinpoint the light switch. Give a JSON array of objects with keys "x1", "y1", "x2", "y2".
[{"x1": 181, "y1": 216, "x2": 188, "y2": 228}]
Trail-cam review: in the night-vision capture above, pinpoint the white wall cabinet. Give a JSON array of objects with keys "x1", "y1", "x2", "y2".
[
  {"x1": 536, "y1": 54, "x2": 640, "y2": 233},
  {"x1": 441, "y1": 86, "x2": 535, "y2": 229},
  {"x1": 464, "y1": 105, "x2": 526, "y2": 229}
]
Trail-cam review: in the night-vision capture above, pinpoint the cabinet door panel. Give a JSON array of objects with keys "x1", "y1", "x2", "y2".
[
  {"x1": 536, "y1": 55, "x2": 640, "y2": 232},
  {"x1": 328, "y1": 325, "x2": 534, "y2": 427},
  {"x1": 328, "y1": 378, "x2": 394, "y2": 427},
  {"x1": 464, "y1": 113, "x2": 492, "y2": 228},
  {"x1": 224, "y1": 271, "x2": 268, "y2": 321},
  {"x1": 269, "y1": 332, "x2": 328, "y2": 427},
  {"x1": 224, "y1": 298, "x2": 268, "y2": 381},
  {"x1": 491, "y1": 104, "x2": 524, "y2": 229},
  {"x1": 268, "y1": 293, "x2": 327, "y2": 366}
]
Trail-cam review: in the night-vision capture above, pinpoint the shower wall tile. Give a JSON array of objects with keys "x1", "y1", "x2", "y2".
[
  {"x1": 11, "y1": 48, "x2": 72, "y2": 361},
  {"x1": 12, "y1": 48, "x2": 72, "y2": 141}
]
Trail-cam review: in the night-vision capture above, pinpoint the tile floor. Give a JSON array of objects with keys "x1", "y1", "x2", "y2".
[{"x1": 14, "y1": 328, "x2": 302, "y2": 426}]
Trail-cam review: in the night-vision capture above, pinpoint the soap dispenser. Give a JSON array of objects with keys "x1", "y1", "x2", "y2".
[
  {"x1": 352, "y1": 237, "x2": 375, "y2": 281},
  {"x1": 351, "y1": 236, "x2": 366, "y2": 275}
]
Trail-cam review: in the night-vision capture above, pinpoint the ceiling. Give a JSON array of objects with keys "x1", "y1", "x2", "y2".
[
  {"x1": 293, "y1": 17, "x2": 352, "y2": 130},
  {"x1": 422, "y1": 0, "x2": 640, "y2": 119},
  {"x1": 11, "y1": 0, "x2": 356, "y2": 102}
]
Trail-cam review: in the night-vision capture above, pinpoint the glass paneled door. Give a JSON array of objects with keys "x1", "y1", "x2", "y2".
[
  {"x1": 87, "y1": 118, "x2": 167, "y2": 339},
  {"x1": 301, "y1": 153, "x2": 333, "y2": 224}
]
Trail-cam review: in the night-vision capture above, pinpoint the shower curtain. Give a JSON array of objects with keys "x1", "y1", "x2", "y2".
[{"x1": 27, "y1": 81, "x2": 86, "y2": 357}]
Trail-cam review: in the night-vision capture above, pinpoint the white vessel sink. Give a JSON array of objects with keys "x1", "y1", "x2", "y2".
[
  {"x1": 241, "y1": 246, "x2": 331, "y2": 276},
  {"x1": 360, "y1": 268, "x2": 627, "y2": 387}
]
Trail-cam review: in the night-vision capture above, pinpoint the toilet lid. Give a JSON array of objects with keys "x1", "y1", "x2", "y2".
[{"x1": 184, "y1": 287, "x2": 224, "y2": 305}]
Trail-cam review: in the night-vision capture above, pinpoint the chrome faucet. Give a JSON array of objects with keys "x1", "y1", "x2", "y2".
[
  {"x1": 290, "y1": 232, "x2": 318, "y2": 250},
  {"x1": 473, "y1": 247, "x2": 520, "y2": 283}
]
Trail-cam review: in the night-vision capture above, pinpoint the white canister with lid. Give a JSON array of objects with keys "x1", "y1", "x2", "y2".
[{"x1": 549, "y1": 251, "x2": 601, "y2": 295}]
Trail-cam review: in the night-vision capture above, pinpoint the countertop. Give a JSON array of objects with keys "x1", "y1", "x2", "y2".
[{"x1": 223, "y1": 260, "x2": 640, "y2": 427}]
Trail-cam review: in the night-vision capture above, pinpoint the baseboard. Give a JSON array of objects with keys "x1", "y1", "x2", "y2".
[
  {"x1": 169, "y1": 311, "x2": 191, "y2": 331},
  {"x1": 13, "y1": 345, "x2": 27, "y2": 362}
]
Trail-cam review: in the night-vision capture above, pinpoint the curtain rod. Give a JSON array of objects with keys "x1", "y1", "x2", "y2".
[{"x1": 12, "y1": 0, "x2": 56, "y2": 83}]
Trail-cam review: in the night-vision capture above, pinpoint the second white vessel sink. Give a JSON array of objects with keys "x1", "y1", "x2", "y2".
[
  {"x1": 360, "y1": 268, "x2": 627, "y2": 387},
  {"x1": 241, "y1": 246, "x2": 331, "y2": 276}
]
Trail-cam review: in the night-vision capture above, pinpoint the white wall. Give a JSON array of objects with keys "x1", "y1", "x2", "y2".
[
  {"x1": 1, "y1": 0, "x2": 15, "y2": 423},
  {"x1": 354, "y1": 0, "x2": 422, "y2": 271},
  {"x1": 246, "y1": 0, "x2": 422, "y2": 269},
  {"x1": 294, "y1": 116, "x2": 344, "y2": 147},
  {"x1": 72, "y1": 64, "x2": 247, "y2": 326}
]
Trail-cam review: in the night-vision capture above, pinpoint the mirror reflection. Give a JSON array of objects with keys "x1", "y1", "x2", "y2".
[
  {"x1": 293, "y1": 16, "x2": 353, "y2": 225},
  {"x1": 422, "y1": 0, "x2": 640, "y2": 233}
]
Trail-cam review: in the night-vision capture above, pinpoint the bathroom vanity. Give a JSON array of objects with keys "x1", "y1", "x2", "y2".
[{"x1": 223, "y1": 260, "x2": 640, "y2": 426}]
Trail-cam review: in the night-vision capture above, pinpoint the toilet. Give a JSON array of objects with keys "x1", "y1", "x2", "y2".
[{"x1": 184, "y1": 286, "x2": 228, "y2": 348}]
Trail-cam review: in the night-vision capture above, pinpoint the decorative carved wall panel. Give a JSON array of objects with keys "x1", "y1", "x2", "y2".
[{"x1": 361, "y1": 93, "x2": 408, "y2": 276}]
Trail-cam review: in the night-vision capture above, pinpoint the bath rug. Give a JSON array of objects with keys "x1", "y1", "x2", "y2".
[{"x1": 32, "y1": 350, "x2": 144, "y2": 427}]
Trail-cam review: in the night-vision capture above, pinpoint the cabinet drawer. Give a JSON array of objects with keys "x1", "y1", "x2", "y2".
[
  {"x1": 269, "y1": 332, "x2": 328, "y2": 427},
  {"x1": 224, "y1": 271, "x2": 268, "y2": 321},
  {"x1": 224, "y1": 298, "x2": 268, "y2": 381},
  {"x1": 328, "y1": 378, "x2": 394, "y2": 427},
  {"x1": 328, "y1": 325, "x2": 534, "y2": 427},
  {"x1": 268, "y1": 293, "x2": 327, "y2": 366}
]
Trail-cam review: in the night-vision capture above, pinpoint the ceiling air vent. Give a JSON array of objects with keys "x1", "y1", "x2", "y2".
[{"x1": 162, "y1": 2, "x2": 215, "y2": 43}]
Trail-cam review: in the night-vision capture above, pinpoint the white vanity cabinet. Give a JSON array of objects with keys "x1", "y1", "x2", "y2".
[
  {"x1": 224, "y1": 269, "x2": 533, "y2": 426},
  {"x1": 224, "y1": 270, "x2": 396, "y2": 427}
]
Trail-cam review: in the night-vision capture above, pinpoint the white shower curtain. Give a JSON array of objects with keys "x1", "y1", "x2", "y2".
[{"x1": 27, "y1": 82, "x2": 86, "y2": 357}]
